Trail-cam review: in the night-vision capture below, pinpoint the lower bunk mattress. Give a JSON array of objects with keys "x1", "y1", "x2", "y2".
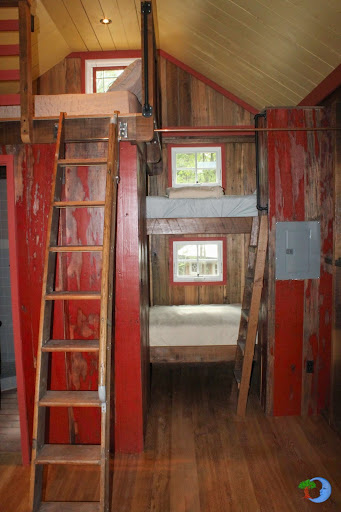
[{"x1": 149, "y1": 304, "x2": 241, "y2": 347}]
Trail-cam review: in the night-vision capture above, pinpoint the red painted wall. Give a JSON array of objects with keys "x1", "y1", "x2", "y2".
[
  {"x1": 1, "y1": 141, "x2": 149, "y2": 453},
  {"x1": 265, "y1": 108, "x2": 334, "y2": 416}
]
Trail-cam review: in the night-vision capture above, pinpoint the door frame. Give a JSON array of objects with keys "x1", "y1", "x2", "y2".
[{"x1": 0, "y1": 154, "x2": 30, "y2": 465}]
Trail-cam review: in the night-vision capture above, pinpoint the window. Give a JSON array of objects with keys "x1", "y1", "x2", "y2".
[
  {"x1": 170, "y1": 146, "x2": 223, "y2": 188},
  {"x1": 93, "y1": 66, "x2": 125, "y2": 93},
  {"x1": 85, "y1": 58, "x2": 136, "y2": 93},
  {"x1": 172, "y1": 239, "x2": 225, "y2": 284}
]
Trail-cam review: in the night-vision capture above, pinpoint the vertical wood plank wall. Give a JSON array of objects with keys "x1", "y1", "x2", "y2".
[
  {"x1": 149, "y1": 56, "x2": 256, "y2": 306},
  {"x1": 259, "y1": 107, "x2": 334, "y2": 417}
]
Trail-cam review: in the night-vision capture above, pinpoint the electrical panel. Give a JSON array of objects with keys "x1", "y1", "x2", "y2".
[{"x1": 276, "y1": 221, "x2": 320, "y2": 280}]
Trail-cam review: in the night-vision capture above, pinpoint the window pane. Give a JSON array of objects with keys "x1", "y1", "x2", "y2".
[
  {"x1": 176, "y1": 152, "x2": 195, "y2": 168},
  {"x1": 197, "y1": 152, "x2": 216, "y2": 162},
  {"x1": 197, "y1": 168, "x2": 217, "y2": 183},
  {"x1": 95, "y1": 68, "x2": 124, "y2": 93},
  {"x1": 176, "y1": 169, "x2": 196, "y2": 184},
  {"x1": 177, "y1": 244, "x2": 197, "y2": 259}
]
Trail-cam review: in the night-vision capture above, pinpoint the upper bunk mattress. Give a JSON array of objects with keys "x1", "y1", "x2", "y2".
[
  {"x1": 0, "y1": 91, "x2": 141, "y2": 118},
  {"x1": 146, "y1": 194, "x2": 258, "y2": 218},
  {"x1": 149, "y1": 304, "x2": 241, "y2": 346}
]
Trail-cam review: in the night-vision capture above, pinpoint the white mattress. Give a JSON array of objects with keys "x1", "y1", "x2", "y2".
[
  {"x1": 146, "y1": 194, "x2": 258, "y2": 218},
  {"x1": 149, "y1": 304, "x2": 241, "y2": 346},
  {"x1": 0, "y1": 91, "x2": 141, "y2": 118}
]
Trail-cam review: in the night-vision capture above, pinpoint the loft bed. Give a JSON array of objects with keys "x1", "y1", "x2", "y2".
[{"x1": 0, "y1": 1, "x2": 159, "y2": 147}]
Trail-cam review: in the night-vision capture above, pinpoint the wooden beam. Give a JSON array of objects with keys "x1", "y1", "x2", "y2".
[
  {"x1": 299, "y1": 64, "x2": 341, "y2": 106},
  {"x1": 150, "y1": 345, "x2": 236, "y2": 363},
  {"x1": 18, "y1": 0, "x2": 32, "y2": 143},
  {"x1": 147, "y1": 217, "x2": 253, "y2": 235}
]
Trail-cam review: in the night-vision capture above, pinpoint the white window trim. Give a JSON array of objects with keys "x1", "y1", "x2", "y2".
[
  {"x1": 171, "y1": 146, "x2": 222, "y2": 188},
  {"x1": 85, "y1": 58, "x2": 136, "y2": 94},
  {"x1": 173, "y1": 240, "x2": 223, "y2": 283}
]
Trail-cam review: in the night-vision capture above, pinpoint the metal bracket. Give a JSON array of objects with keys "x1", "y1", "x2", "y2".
[
  {"x1": 142, "y1": 103, "x2": 153, "y2": 118},
  {"x1": 141, "y1": 1, "x2": 152, "y2": 14},
  {"x1": 119, "y1": 121, "x2": 128, "y2": 139}
]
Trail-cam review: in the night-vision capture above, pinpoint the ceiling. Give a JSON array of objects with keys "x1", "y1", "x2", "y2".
[{"x1": 1, "y1": 0, "x2": 340, "y2": 109}]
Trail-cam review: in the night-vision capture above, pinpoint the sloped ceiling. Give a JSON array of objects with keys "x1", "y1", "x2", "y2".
[{"x1": 2, "y1": 0, "x2": 340, "y2": 108}]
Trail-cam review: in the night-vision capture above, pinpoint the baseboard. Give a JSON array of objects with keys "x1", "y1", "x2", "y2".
[{"x1": 150, "y1": 345, "x2": 236, "y2": 363}]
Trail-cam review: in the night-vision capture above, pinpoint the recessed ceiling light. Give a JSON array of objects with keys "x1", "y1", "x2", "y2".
[{"x1": 100, "y1": 17, "x2": 112, "y2": 24}]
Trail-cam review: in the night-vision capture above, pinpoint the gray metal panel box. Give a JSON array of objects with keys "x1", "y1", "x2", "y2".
[{"x1": 276, "y1": 221, "x2": 320, "y2": 280}]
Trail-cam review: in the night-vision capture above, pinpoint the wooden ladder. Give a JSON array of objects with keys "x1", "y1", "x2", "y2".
[
  {"x1": 233, "y1": 214, "x2": 268, "y2": 416},
  {"x1": 29, "y1": 112, "x2": 119, "y2": 512}
]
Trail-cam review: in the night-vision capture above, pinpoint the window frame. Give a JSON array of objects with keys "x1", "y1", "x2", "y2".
[
  {"x1": 85, "y1": 58, "x2": 136, "y2": 94},
  {"x1": 170, "y1": 237, "x2": 227, "y2": 286},
  {"x1": 168, "y1": 144, "x2": 226, "y2": 189},
  {"x1": 92, "y1": 66, "x2": 125, "y2": 93}
]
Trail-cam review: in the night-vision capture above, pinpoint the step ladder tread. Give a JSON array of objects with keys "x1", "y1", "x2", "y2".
[
  {"x1": 58, "y1": 157, "x2": 107, "y2": 166},
  {"x1": 45, "y1": 291, "x2": 101, "y2": 300},
  {"x1": 42, "y1": 340, "x2": 99, "y2": 352},
  {"x1": 39, "y1": 391, "x2": 100, "y2": 407},
  {"x1": 50, "y1": 245, "x2": 103, "y2": 252},
  {"x1": 53, "y1": 200, "x2": 105, "y2": 208},
  {"x1": 39, "y1": 503, "x2": 100, "y2": 512},
  {"x1": 35, "y1": 445, "x2": 101, "y2": 465}
]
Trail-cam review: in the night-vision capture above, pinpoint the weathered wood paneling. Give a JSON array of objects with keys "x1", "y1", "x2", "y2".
[
  {"x1": 37, "y1": 58, "x2": 82, "y2": 95},
  {"x1": 151, "y1": 233, "x2": 246, "y2": 306},
  {"x1": 259, "y1": 107, "x2": 334, "y2": 416}
]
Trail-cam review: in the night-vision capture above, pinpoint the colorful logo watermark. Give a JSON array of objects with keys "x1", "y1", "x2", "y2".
[{"x1": 298, "y1": 478, "x2": 332, "y2": 503}]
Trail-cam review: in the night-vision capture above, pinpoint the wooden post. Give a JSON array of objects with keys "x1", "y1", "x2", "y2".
[{"x1": 18, "y1": 0, "x2": 33, "y2": 143}]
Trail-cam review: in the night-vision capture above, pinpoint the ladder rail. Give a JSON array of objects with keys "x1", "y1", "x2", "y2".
[
  {"x1": 98, "y1": 112, "x2": 119, "y2": 511},
  {"x1": 234, "y1": 214, "x2": 268, "y2": 417},
  {"x1": 29, "y1": 112, "x2": 66, "y2": 511}
]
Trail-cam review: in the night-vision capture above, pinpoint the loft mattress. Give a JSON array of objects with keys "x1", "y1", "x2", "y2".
[
  {"x1": 146, "y1": 194, "x2": 258, "y2": 218},
  {"x1": 149, "y1": 304, "x2": 241, "y2": 346},
  {"x1": 0, "y1": 91, "x2": 141, "y2": 118}
]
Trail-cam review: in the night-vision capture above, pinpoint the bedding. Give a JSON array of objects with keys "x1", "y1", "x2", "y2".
[
  {"x1": 0, "y1": 90, "x2": 141, "y2": 119},
  {"x1": 146, "y1": 194, "x2": 258, "y2": 218},
  {"x1": 149, "y1": 304, "x2": 241, "y2": 346},
  {"x1": 166, "y1": 186, "x2": 225, "y2": 198}
]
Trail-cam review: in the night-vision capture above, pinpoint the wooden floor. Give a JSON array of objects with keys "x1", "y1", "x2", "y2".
[
  {"x1": 0, "y1": 389, "x2": 21, "y2": 455},
  {"x1": 1, "y1": 363, "x2": 341, "y2": 511}
]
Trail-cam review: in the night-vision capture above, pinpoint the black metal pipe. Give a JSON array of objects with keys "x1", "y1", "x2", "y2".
[
  {"x1": 254, "y1": 112, "x2": 268, "y2": 212},
  {"x1": 142, "y1": 2, "x2": 153, "y2": 118}
]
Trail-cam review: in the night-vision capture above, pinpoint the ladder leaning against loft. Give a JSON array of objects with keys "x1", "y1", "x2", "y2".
[
  {"x1": 233, "y1": 214, "x2": 268, "y2": 416},
  {"x1": 29, "y1": 112, "x2": 119, "y2": 512}
]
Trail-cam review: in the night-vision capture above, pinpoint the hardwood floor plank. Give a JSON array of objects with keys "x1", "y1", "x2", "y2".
[{"x1": 0, "y1": 364, "x2": 340, "y2": 511}]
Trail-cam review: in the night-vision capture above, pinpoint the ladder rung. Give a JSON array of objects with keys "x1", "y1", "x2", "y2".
[
  {"x1": 237, "y1": 339, "x2": 246, "y2": 355},
  {"x1": 53, "y1": 200, "x2": 105, "y2": 208},
  {"x1": 58, "y1": 158, "x2": 107, "y2": 167},
  {"x1": 39, "y1": 503, "x2": 100, "y2": 512},
  {"x1": 50, "y1": 245, "x2": 103, "y2": 252},
  {"x1": 45, "y1": 291, "x2": 101, "y2": 300},
  {"x1": 42, "y1": 340, "x2": 99, "y2": 352},
  {"x1": 39, "y1": 391, "x2": 100, "y2": 408},
  {"x1": 249, "y1": 245, "x2": 257, "y2": 252},
  {"x1": 35, "y1": 445, "x2": 101, "y2": 465}
]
